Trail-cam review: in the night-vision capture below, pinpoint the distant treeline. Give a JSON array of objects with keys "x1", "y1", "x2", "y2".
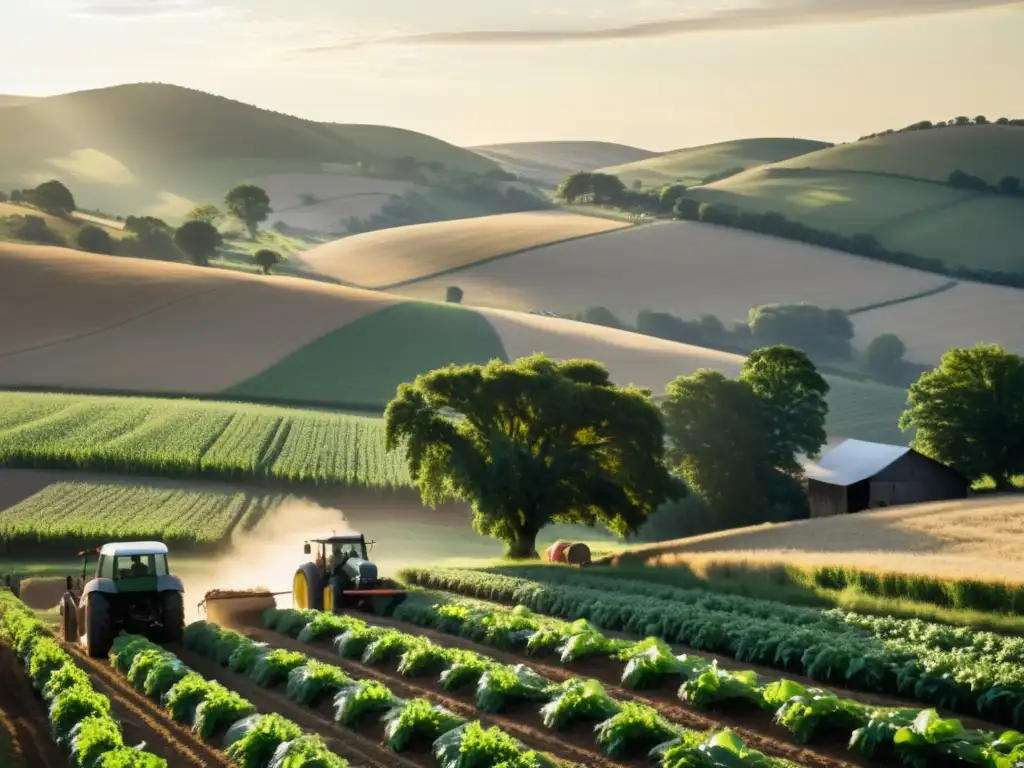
[{"x1": 859, "y1": 115, "x2": 1024, "y2": 141}]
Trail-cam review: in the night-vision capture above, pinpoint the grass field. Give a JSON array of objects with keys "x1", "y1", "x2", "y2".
[
  {"x1": 227, "y1": 302, "x2": 509, "y2": 408},
  {"x1": 0, "y1": 392, "x2": 412, "y2": 487},
  {"x1": 300, "y1": 211, "x2": 630, "y2": 288},
  {"x1": 770, "y1": 124, "x2": 1024, "y2": 183},
  {"x1": 468, "y1": 140, "x2": 657, "y2": 187},
  {"x1": 0, "y1": 202, "x2": 127, "y2": 243},
  {"x1": 0, "y1": 82, "x2": 498, "y2": 216},
  {"x1": 596, "y1": 138, "x2": 830, "y2": 187},
  {"x1": 395, "y1": 220, "x2": 949, "y2": 323}
]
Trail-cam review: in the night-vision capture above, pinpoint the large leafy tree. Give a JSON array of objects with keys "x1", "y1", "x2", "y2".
[
  {"x1": 173, "y1": 220, "x2": 222, "y2": 266},
  {"x1": 224, "y1": 184, "x2": 272, "y2": 239},
  {"x1": 739, "y1": 345, "x2": 830, "y2": 474},
  {"x1": 29, "y1": 180, "x2": 75, "y2": 216},
  {"x1": 661, "y1": 370, "x2": 805, "y2": 528},
  {"x1": 384, "y1": 354, "x2": 685, "y2": 558},
  {"x1": 900, "y1": 344, "x2": 1024, "y2": 489}
]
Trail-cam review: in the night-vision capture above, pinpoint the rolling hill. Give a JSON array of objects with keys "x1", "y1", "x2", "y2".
[
  {"x1": 0, "y1": 243, "x2": 905, "y2": 443},
  {"x1": 596, "y1": 138, "x2": 830, "y2": 188},
  {"x1": 469, "y1": 141, "x2": 657, "y2": 187},
  {"x1": 299, "y1": 211, "x2": 630, "y2": 288},
  {"x1": 0, "y1": 95, "x2": 38, "y2": 108},
  {"x1": 600, "y1": 494, "x2": 1024, "y2": 583},
  {"x1": 688, "y1": 126, "x2": 1024, "y2": 276},
  {"x1": 0, "y1": 82, "x2": 500, "y2": 220}
]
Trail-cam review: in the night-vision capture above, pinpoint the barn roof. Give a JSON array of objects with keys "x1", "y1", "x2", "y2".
[{"x1": 802, "y1": 439, "x2": 911, "y2": 486}]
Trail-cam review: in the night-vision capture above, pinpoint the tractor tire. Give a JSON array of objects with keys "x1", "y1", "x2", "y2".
[
  {"x1": 160, "y1": 591, "x2": 185, "y2": 643},
  {"x1": 84, "y1": 594, "x2": 113, "y2": 658},
  {"x1": 59, "y1": 594, "x2": 78, "y2": 643},
  {"x1": 292, "y1": 563, "x2": 324, "y2": 611}
]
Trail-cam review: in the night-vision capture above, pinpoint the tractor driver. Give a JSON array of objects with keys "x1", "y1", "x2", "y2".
[
  {"x1": 327, "y1": 542, "x2": 359, "y2": 575},
  {"x1": 129, "y1": 555, "x2": 149, "y2": 577}
]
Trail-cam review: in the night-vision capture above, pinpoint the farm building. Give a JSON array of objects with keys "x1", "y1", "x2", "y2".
[{"x1": 802, "y1": 439, "x2": 968, "y2": 518}]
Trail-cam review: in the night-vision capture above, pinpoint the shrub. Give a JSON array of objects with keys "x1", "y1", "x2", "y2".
[{"x1": 76, "y1": 224, "x2": 116, "y2": 254}]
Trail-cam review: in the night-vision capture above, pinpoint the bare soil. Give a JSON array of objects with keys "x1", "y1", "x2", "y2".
[
  {"x1": 17, "y1": 579, "x2": 66, "y2": 611},
  {"x1": 0, "y1": 644, "x2": 66, "y2": 768}
]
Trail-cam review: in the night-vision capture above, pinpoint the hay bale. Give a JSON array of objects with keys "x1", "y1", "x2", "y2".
[
  {"x1": 565, "y1": 543, "x2": 591, "y2": 565},
  {"x1": 203, "y1": 588, "x2": 276, "y2": 629}
]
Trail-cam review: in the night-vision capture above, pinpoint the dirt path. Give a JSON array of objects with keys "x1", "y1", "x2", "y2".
[
  {"x1": 169, "y1": 643, "x2": 425, "y2": 768},
  {"x1": 0, "y1": 644, "x2": 66, "y2": 768},
  {"x1": 62, "y1": 641, "x2": 233, "y2": 767},
  {"x1": 355, "y1": 614, "x2": 874, "y2": 768},
  {"x1": 241, "y1": 627, "x2": 618, "y2": 768}
]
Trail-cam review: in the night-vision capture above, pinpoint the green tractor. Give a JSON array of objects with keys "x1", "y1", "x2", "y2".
[
  {"x1": 59, "y1": 541, "x2": 185, "y2": 658},
  {"x1": 292, "y1": 533, "x2": 406, "y2": 615}
]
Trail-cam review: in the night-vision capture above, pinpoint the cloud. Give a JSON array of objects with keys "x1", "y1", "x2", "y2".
[
  {"x1": 68, "y1": 0, "x2": 221, "y2": 18},
  {"x1": 294, "y1": 0, "x2": 1020, "y2": 53}
]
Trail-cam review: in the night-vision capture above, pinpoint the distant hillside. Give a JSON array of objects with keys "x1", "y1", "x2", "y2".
[
  {"x1": 0, "y1": 95, "x2": 38, "y2": 108},
  {"x1": 689, "y1": 125, "x2": 1024, "y2": 278},
  {"x1": 470, "y1": 141, "x2": 656, "y2": 187},
  {"x1": 0, "y1": 83, "x2": 500, "y2": 220},
  {"x1": 596, "y1": 138, "x2": 830, "y2": 187}
]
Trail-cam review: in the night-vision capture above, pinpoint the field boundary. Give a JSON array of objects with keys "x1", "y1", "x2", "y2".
[
  {"x1": 373, "y1": 222, "x2": 639, "y2": 291},
  {"x1": 846, "y1": 279, "x2": 959, "y2": 315}
]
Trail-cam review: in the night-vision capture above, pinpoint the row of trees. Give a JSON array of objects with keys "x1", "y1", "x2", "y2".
[
  {"x1": 385, "y1": 342, "x2": 1024, "y2": 557},
  {"x1": 859, "y1": 115, "x2": 1024, "y2": 141},
  {"x1": 948, "y1": 170, "x2": 1022, "y2": 196}
]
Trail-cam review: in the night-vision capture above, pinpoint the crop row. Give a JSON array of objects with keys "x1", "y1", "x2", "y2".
[
  {"x1": 0, "y1": 481, "x2": 281, "y2": 552},
  {"x1": 0, "y1": 392, "x2": 411, "y2": 487},
  {"x1": 402, "y1": 567, "x2": 1024, "y2": 726},
  {"x1": 182, "y1": 618, "x2": 567, "y2": 768},
  {"x1": 0, "y1": 589, "x2": 167, "y2": 767},
  {"x1": 257, "y1": 606, "x2": 807, "y2": 768},
  {"x1": 109, "y1": 632, "x2": 348, "y2": 767},
  {"x1": 388, "y1": 590, "x2": 1024, "y2": 768}
]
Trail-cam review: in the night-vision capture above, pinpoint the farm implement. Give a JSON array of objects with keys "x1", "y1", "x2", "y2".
[{"x1": 200, "y1": 530, "x2": 407, "y2": 627}]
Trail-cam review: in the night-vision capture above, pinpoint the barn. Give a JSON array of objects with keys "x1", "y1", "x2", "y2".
[{"x1": 802, "y1": 439, "x2": 969, "y2": 518}]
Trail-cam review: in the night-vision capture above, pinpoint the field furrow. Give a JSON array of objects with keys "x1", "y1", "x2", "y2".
[{"x1": 0, "y1": 643, "x2": 65, "y2": 768}]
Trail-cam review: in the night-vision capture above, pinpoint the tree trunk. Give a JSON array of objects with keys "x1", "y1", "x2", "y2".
[
  {"x1": 247, "y1": 221, "x2": 258, "y2": 240},
  {"x1": 506, "y1": 526, "x2": 540, "y2": 560}
]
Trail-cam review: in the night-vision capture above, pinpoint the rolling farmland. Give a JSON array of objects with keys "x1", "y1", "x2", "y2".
[
  {"x1": 299, "y1": 211, "x2": 631, "y2": 289},
  {"x1": 469, "y1": 140, "x2": 657, "y2": 187},
  {"x1": 596, "y1": 138, "x2": 830, "y2": 187}
]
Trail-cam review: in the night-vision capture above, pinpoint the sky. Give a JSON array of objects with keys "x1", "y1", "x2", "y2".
[{"x1": 1, "y1": 0, "x2": 1021, "y2": 150}]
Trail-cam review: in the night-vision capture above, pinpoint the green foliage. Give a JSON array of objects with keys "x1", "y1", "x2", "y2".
[
  {"x1": 679, "y1": 667, "x2": 766, "y2": 711},
  {"x1": 225, "y1": 713, "x2": 302, "y2": 768},
  {"x1": 900, "y1": 344, "x2": 1024, "y2": 488},
  {"x1": 332, "y1": 680, "x2": 398, "y2": 726},
  {"x1": 254, "y1": 248, "x2": 281, "y2": 275},
  {"x1": 384, "y1": 354, "x2": 685, "y2": 558},
  {"x1": 193, "y1": 684, "x2": 257, "y2": 740},
  {"x1": 51, "y1": 685, "x2": 113, "y2": 743},
  {"x1": 866, "y1": 333, "x2": 907, "y2": 378},
  {"x1": 186, "y1": 204, "x2": 223, "y2": 225},
  {"x1": 656, "y1": 729, "x2": 792, "y2": 767},
  {"x1": 476, "y1": 664, "x2": 550, "y2": 713},
  {"x1": 69, "y1": 716, "x2": 125, "y2": 768},
  {"x1": 440, "y1": 654, "x2": 496, "y2": 692},
  {"x1": 383, "y1": 699, "x2": 465, "y2": 751},
  {"x1": 164, "y1": 673, "x2": 214, "y2": 724},
  {"x1": 250, "y1": 649, "x2": 308, "y2": 688},
  {"x1": 748, "y1": 304, "x2": 854, "y2": 360},
  {"x1": 173, "y1": 220, "x2": 222, "y2": 265},
  {"x1": 10, "y1": 213, "x2": 65, "y2": 245},
  {"x1": 433, "y1": 722, "x2": 553, "y2": 768},
  {"x1": 618, "y1": 639, "x2": 687, "y2": 690},
  {"x1": 268, "y1": 734, "x2": 349, "y2": 768},
  {"x1": 595, "y1": 702, "x2": 680, "y2": 757},
  {"x1": 286, "y1": 661, "x2": 351, "y2": 707},
  {"x1": 574, "y1": 306, "x2": 626, "y2": 330},
  {"x1": 540, "y1": 678, "x2": 620, "y2": 729},
  {"x1": 29, "y1": 180, "x2": 76, "y2": 215},
  {"x1": 333, "y1": 624, "x2": 388, "y2": 659},
  {"x1": 225, "y1": 184, "x2": 273, "y2": 239},
  {"x1": 76, "y1": 224, "x2": 116, "y2": 254}
]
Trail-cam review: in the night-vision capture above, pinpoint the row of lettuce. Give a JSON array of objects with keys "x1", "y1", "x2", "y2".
[
  {"x1": 401, "y1": 567, "x2": 1024, "y2": 727},
  {"x1": 0, "y1": 589, "x2": 167, "y2": 768},
  {"x1": 256, "y1": 606, "x2": 805, "y2": 768}
]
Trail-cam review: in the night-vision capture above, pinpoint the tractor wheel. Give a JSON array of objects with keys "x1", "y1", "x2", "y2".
[
  {"x1": 84, "y1": 594, "x2": 113, "y2": 658},
  {"x1": 292, "y1": 563, "x2": 323, "y2": 611},
  {"x1": 160, "y1": 591, "x2": 185, "y2": 643},
  {"x1": 59, "y1": 594, "x2": 78, "y2": 643}
]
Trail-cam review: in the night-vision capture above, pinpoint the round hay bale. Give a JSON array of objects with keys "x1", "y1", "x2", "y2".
[
  {"x1": 18, "y1": 577, "x2": 66, "y2": 610},
  {"x1": 203, "y1": 588, "x2": 276, "y2": 629},
  {"x1": 545, "y1": 541, "x2": 570, "y2": 563},
  {"x1": 565, "y1": 542, "x2": 591, "y2": 565}
]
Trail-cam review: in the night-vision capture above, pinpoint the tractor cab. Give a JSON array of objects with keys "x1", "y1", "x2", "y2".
[{"x1": 294, "y1": 532, "x2": 405, "y2": 614}]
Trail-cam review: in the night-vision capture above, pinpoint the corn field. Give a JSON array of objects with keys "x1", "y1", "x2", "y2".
[{"x1": 0, "y1": 392, "x2": 412, "y2": 488}]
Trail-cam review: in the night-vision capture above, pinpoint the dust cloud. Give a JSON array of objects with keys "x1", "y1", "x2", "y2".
[{"x1": 176, "y1": 496, "x2": 354, "y2": 622}]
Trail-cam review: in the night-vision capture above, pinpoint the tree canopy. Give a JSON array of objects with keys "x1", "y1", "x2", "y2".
[
  {"x1": 866, "y1": 333, "x2": 907, "y2": 379},
  {"x1": 186, "y1": 203, "x2": 222, "y2": 225},
  {"x1": 253, "y1": 248, "x2": 281, "y2": 275},
  {"x1": 173, "y1": 220, "x2": 222, "y2": 266},
  {"x1": 900, "y1": 344, "x2": 1024, "y2": 489},
  {"x1": 384, "y1": 354, "x2": 685, "y2": 558},
  {"x1": 75, "y1": 224, "x2": 115, "y2": 255},
  {"x1": 225, "y1": 184, "x2": 272, "y2": 239},
  {"x1": 29, "y1": 180, "x2": 75, "y2": 216}
]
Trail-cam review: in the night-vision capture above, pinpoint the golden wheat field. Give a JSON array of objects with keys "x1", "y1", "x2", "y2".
[
  {"x1": 300, "y1": 211, "x2": 630, "y2": 288},
  {"x1": 397, "y1": 220, "x2": 950, "y2": 324},
  {"x1": 614, "y1": 496, "x2": 1024, "y2": 582},
  {"x1": 0, "y1": 244, "x2": 399, "y2": 391},
  {"x1": 853, "y1": 281, "x2": 1024, "y2": 362}
]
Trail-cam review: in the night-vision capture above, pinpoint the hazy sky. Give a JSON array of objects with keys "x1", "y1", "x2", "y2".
[{"x1": 2, "y1": 0, "x2": 1021, "y2": 150}]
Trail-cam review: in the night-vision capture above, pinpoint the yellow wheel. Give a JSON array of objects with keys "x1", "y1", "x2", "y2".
[
  {"x1": 293, "y1": 569, "x2": 310, "y2": 610},
  {"x1": 322, "y1": 586, "x2": 333, "y2": 614}
]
